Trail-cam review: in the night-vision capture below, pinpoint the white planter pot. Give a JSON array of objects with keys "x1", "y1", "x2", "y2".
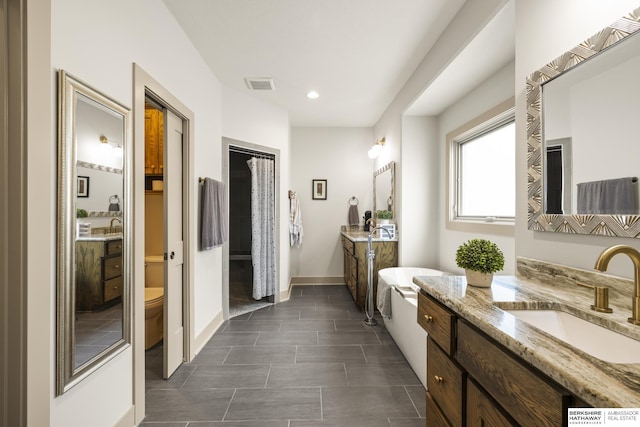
[{"x1": 464, "y1": 269, "x2": 493, "y2": 288}]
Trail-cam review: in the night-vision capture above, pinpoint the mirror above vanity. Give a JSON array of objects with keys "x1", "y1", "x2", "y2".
[
  {"x1": 57, "y1": 70, "x2": 131, "y2": 395},
  {"x1": 373, "y1": 161, "x2": 395, "y2": 218},
  {"x1": 527, "y1": 7, "x2": 640, "y2": 237}
]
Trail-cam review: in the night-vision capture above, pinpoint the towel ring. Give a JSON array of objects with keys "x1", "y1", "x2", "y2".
[{"x1": 349, "y1": 196, "x2": 359, "y2": 206}]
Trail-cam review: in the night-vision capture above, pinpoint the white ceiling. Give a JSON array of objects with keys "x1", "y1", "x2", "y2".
[{"x1": 161, "y1": 0, "x2": 514, "y2": 127}]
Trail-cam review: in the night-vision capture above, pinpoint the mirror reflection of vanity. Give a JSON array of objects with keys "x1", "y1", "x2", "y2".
[
  {"x1": 56, "y1": 71, "x2": 131, "y2": 395},
  {"x1": 373, "y1": 161, "x2": 395, "y2": 218},
  {"x1": 527, "y1": 7, "x2": 640, "y2": 237}
]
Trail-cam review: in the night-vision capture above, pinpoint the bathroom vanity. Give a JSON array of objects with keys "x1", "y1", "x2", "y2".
[
  {"x1": 341, "y1": 227, "x2": 398, "y2": 308},
  {"x1": 415, "y1": 257, "x2": 640, "y2": 426},
  {"x1": 75, "y1": 235, "x2": 123, "y2": 311}
]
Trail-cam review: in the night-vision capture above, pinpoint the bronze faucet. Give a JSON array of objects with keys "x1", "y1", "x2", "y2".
[
  {"x1": 594, "y1": 245, "x2": 640, "y2": 325},
  {"x1": 109, "y1": 217, "x2": 122, "y2": 234}
]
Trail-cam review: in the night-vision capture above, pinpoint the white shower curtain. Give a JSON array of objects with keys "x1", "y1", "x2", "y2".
[{"x1": 247, "y1": 157, "x2": 277, "y2": 300}]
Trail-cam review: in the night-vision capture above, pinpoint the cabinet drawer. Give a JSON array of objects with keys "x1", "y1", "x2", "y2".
[
  {"x1": 427, "y1": 337, "x2": 464, "y2": 427},
  {"x1": 104, "y1": 276, "x2": 123, "y2": 301},
  {"x1": 106, "y1": 239, "x2": 123, "y2": 255},
  {"x1": 104, "y1": 255, "x2": 122, "y2": 280},
  {"x1": 457, "y1": 320, "x2": 570, "y2": 427},
  {"x1": 466, "y1": 378, "x2": 516, "y2": 427},
  {"x1": 342, "y1": 236, "x2": 355, "y2": 255},
  {"x1": 418, "y1": 292, "x2": 456, "y2": 355},
  {"x1": 426, "y1": 391, "x2": 452, "y2": 427}
]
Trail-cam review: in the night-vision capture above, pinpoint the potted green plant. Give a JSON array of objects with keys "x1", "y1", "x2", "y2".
[
  {"x1": 455, "y1": 238, "x2": 504, "y2": 287},
  {"x1": 376, "y1": 209, "x2": 393, "y2": 225},
  {"x1": 76, "y1": 208, "x2": 88, "y2": 218}
]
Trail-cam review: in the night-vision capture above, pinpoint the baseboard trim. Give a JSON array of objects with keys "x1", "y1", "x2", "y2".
[
  {"x1": 114, "y1": 405, "x2": 135, "y2": 427},
  {"x1": 193, "y1": 310, "x2": 224, "y2": 356},
  {"x1": 290, "y1": 276, "x2": 345, "y2": 285}
]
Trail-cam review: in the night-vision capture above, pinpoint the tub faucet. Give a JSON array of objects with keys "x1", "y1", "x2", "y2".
[
  {"x1": 594, "y1": 244, "x2": 640, "y2": 325},
  {"x1": 109, "y1": 217, "x2": 122, "y2": 234},
  {"x1": 364, "y1": 226, "x2": 392, "y2": 327}
]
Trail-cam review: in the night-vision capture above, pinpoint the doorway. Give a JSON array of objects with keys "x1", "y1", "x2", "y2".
[
  {"x1": 133, "y1": 64, "x2": 195, "y2": 425},
  {"x1": 223, "y1": 138, "x2": 281, "y2": 320},
  {"x1": 143, "y1": 99, "x2": 185, "y2": 379}
]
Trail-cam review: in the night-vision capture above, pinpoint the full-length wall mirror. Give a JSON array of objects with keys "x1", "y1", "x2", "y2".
[
  {"x1": 527, "y1": 7, "x2": 640, "y2": 237},
  {"x1": 374, "y1": 161, "x2": 395, "y2": 217},
  {"x1": 57, "y1": 70, "x2": 131, "y2": 395}
]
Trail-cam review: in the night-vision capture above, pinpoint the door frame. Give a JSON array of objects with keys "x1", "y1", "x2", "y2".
[
  {"x1": 132, "y1": 64, "x2": 195, "y2": 424},
  {"x1": 222, "y1": 137, "x2": 281, "y2": 320}
]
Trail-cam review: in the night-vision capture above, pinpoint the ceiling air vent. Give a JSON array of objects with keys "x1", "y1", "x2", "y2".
[{"x1": 244, "y1": 77, "x2": 275, "y2": 91}]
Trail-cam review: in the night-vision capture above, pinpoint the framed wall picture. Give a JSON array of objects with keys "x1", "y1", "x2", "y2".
[
  {"x1": 77, "y1": 176, "x2": 90, "y2": 198},
  {"x1": 312, "y1": 179, "x2": 327, "y2": 200}
]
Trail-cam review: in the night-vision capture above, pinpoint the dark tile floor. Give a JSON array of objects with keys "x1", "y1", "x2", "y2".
[
  {"x1": 75, "y1": 302, "x2": 123, "y2": 367},
  {"x1": 142, "y1": 284, "x2": 426, "y2": 426}
]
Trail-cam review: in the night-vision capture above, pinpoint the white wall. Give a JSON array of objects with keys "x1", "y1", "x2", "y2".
[
  {"x1": 374, "y1": 0, "x2": 505, "y2": 268},
  {"x1": 374, "y1": 0, "x2": 507, "y2": 268},
  {"x1": 290, "y1": 127, "x2": 373, "y2": 277},
  {"x1": 436, "y1": 62, "x2": 516, "y2": 275},
  {"x1": 399, "y1": 116, "x2": 439, "y2": 267},
  {"x1": 515, "y1": 0, "x2": 640, "y2": 279},
  {"x1": 222, "y1": 86, "x2": 292, "y2": 294}
]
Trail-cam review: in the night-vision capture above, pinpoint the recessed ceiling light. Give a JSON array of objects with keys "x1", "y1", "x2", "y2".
[{"x1": 306, "y1": 91, "x2": 319, "y2": 99}]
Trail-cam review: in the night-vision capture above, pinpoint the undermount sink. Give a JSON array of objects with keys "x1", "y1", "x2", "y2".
[{"x1": 505, "y1": 309, "x2": 640, "y2": 364}]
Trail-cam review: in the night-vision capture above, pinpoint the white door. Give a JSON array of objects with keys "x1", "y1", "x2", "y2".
[{"x1": 163, "y1": 109, "x2": 184, "y2": 378}]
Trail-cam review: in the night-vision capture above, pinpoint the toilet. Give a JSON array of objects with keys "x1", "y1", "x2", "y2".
[{"x1": 144, "y1": 255, "x2": 164, "y2": 350}]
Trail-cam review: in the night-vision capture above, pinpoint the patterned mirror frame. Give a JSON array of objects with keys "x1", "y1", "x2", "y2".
[{"x1": 527, "y1": 7, "x2": 640, "y2": 237}]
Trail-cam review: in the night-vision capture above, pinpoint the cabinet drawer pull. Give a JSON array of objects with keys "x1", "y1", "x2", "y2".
[
  {"x1": 113, "y1": 265, "x2": 120, "y2": 269},
  {"x1": 424, "y1": 314, "x2": 433, "y2": 322},
  {"x1": 434, "y1": 375, "x2": 444, "y2": 384}
]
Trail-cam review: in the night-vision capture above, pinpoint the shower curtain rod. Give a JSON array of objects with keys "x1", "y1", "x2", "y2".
[{"x1": 229, "y1": 146, "x2": 275, "y2": 160}]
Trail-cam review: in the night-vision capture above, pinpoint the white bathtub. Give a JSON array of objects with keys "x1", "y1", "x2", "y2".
[{"x1": 378, "y1": 267, "x2": 444, "y2": 389}]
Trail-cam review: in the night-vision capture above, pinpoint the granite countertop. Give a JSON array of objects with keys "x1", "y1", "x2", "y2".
[
  {"x1": 341, "y1": 226, "x2": 398, "y2": 242},
  {"x1": 413, "y1": 262, "x2": 640, "y2": 408},
  {"x1": 76, "y1": 233, "x2": 123, "y2": 242}
]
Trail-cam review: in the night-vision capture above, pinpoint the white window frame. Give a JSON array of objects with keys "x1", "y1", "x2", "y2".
[{"x1": 446, "y1": 97, "x2": 515, "y2": 236}]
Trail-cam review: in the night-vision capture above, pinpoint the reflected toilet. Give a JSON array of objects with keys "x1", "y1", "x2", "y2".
[{"x1": 144, "y1": 255, "x2": 164, "y2": 350}]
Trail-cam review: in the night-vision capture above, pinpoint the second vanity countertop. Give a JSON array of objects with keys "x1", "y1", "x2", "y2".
[
  {"x1": 413, "y1": 263, "x2": 640, "y2": 408},
  {"x1": 341, "y1": 226, "x2": 398, "y2": 242},
  {"x1": 77, "y1": 234, "x2": 122, "y2": 242}
]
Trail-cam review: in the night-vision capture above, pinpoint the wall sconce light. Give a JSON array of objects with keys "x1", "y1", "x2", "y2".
[
  {"x1": 368, "y1": 137, "x2": 386, "y2": 159},
  {"x1": 99, "y1": 135, "x2": 123, "y2": 157}
]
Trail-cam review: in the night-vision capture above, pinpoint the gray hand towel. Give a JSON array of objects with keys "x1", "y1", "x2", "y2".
[
  {"x1": 201, "y1": 178, "x2": 227, "y2": 250},
  {"x1": 348, "y1": 205, "x2": 359, "y2": 226},
  {"x1": 577, "y1": 177, "x2": 638, "y2": 214}
]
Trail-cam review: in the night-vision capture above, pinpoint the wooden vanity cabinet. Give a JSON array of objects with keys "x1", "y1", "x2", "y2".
[
  {"x1": 342, "y1": 236, "x2": 358, "y2": 303},
  {"x1": 457, "y1": 320, "x2": 570, "y2": 426},
  {"x1": 419, "y1": 291, "x2": 579, "y2": 427},
  {"x1": 341, "y1": 233, "x2": 397, "y2": 308},
  {"x1": 466, "y1": 378, "x2": 515, "y2": 427},
  {"x1": 427, "y1": 338, "x2": 464, "y2": 427},
  {"x1": 76, "y1": 238, "x2": 123, "y2": 311}
]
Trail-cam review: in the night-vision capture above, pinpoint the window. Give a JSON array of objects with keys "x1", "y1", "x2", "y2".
[{"x1": 447, "y1": 98, "x2": 515, "y2": 234}]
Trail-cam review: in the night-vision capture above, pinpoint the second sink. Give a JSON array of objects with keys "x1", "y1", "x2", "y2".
[{"x1": 505, "y1": 309, "x2": 640, "y2": 364}]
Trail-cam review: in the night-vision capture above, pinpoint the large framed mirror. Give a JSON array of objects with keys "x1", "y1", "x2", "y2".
[
  {"x1": 527, "y1": 7, "x2": 640, "y2": 237},
  {"x1": 373, "y1": 161, "x2": 395, "y2": 217},
  {"x1": 56, "y1": 70, "x2": 131, "y2": 394}
]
